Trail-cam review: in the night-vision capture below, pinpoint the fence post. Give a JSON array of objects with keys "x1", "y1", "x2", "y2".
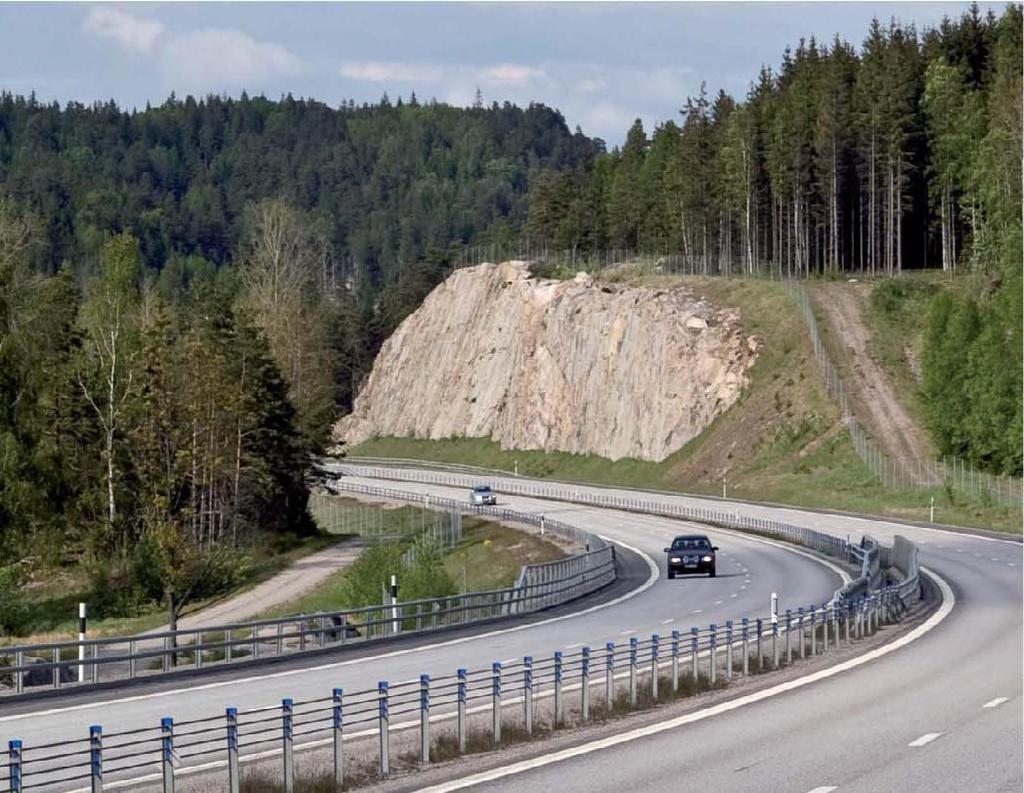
[
  {"x1": 581, "y1": 646, "x2": 591, "y2": 722},
  {"x1": 378, "y1": 682, "x2": 390, "y2": 778},
  {"x1": 785, "y1": 610, "x2": 792, "y2": 664},
  {"x1": 226, "y1": 708, "x2": 239, "y2": 793},
  {"x1": 810, "y1": 607, "x2": 817, "y2": 655},
  {"x1": 690, "y1": 627, "x2": 699, "y2": 680},
  {"x1": 709, "y1": 625, "x2": 717, "y2": 685},
  {"x1": 741, "y1": 618, "x2": 749, "y2": 676},
  {"x1": 553, "y1": 651, "x2": 563, "y2": 726},
  {"x1": 281, "y1": 699, "x2": 294, "y2": 793},
  {"x1": 628, "y1": 638, "x2": 638, "y2": 706},
  {"x1": 8, "y1": 740, "x2": 22, "y2": 793},
  {"x1": 725, "y1": 621, "x2": 733, "y2": 680},
  {"x1": 90, "y1": 725, "x2": 102, "y2": 793},
  {"x1": 671, "y1": 630, "x2": 680, "y2": 692},
  {"x1": 160, "y1": 717, "x2": 175, "y2": 793},
  {"x1": 457, "y1": 668, "x2": 467, "y2": 753},
  {"x1": 492, "y1": 662, "x2": 502, "y2": 745},
  {"x1": 650, "y1": 635, "x2": 659, "y2": 700},
  {"x1": 420, "y1": 675, "x2": 430, "y2": 766},
  {"x1": 799, "y1": 607, "x2": 806, "y2": 658},
  {"x1": 822, "y1": 602, "x2": 830, "y2": 651},
  {"x1": 605, "y1": 642, "x2": 615, "y2": 711},
  {"x1": 523, "y1": 657, "x2": 533, "y2": 736},
  {"x1": 755, "y1": 619, "x2": 763, "y2": 670}
]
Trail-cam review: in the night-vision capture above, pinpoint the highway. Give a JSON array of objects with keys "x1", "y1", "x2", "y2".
[{"x1": 2, "y1": 468, "x2": 1021, "y2": 793}]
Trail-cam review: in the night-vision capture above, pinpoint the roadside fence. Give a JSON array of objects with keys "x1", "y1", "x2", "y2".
[
  {"x1": 0, "y1": 485, "x2": 613, "y2": 698},
  {"x1": 2, "y1": 588, "x2": 914, "y2": 793}
]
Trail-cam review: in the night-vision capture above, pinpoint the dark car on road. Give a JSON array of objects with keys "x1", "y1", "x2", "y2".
[{"x1": 664, "y1": 534, "x2": 718, "y2": 578}]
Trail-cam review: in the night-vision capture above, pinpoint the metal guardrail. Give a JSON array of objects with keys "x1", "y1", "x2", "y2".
[
  {"x1": 0, "y1": 485, "x2": 614, "y2": 698},
  {"x1": 333, "y1": 463, "x2": 922, "y2": 607},
  {"x1": 1, "y1": 589, "x2": 913, "y2": 793}
]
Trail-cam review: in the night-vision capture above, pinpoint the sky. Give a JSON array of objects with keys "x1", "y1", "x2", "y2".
[{"x1": 0, "y1": 2, "x2": 1002, "y2": 146}]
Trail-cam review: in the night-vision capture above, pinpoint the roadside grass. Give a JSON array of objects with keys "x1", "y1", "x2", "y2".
[
  {"x1": 347, "y1": 273, "x2": 1019, "y2": 533},
  {"x1": 259, "y1": 518, "x2": 564, "y2": 620},
  {"x1": 5, "y1": 532, "x2": 343, "y2": 646}
]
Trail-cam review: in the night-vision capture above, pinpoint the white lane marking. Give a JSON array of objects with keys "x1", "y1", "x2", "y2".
[
  {"x1": 730, "y1": 594, "x2": 738, "y2": 598},
  {"x1": 0, "y1": 535, "x2": 661, "y2": 725},
  {"x1": 412, "y1": 567, "x2": 955, "y2": 793},
  {"x1": 715, "y1": 600, "x2": 723, "y2": 605},
  {"x1": 661, "y1": 618, "x2": 675, "y2": 625},
  {"x1": 908, "y1": 732, "x2": 944, "y2": 747},
  {"x1": 983, "y1": 697, "x2": 1009, "y2": 708},
  {"x1": 740, "y1": 585, "x2": 747, "y2": 590},
  {"x1": 807, "y1": 787, "x2": 838, "y2": 793},
  {"x1": 692, "y1": 609, "x2": 703, "y2": 614},
  {"x1": 620, "y1": 629, "x2": 638, "y2": 636},
  {"x1": 564, "y1": 643, "x2": 583, "y2": 650}
]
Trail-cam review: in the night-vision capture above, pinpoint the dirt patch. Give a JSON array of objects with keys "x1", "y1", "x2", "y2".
[{"x1": 809, "y1": 284, "x2": 937, "y2": 476}]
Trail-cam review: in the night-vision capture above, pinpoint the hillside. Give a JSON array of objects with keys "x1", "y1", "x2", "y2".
[{"x1": 334, "y1": 261, "x2": 759, "y2": 462}]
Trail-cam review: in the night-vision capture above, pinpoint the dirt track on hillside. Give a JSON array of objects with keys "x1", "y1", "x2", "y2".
[{"x1": 812, "y1": 286, "x2": 938, "y2": 479}]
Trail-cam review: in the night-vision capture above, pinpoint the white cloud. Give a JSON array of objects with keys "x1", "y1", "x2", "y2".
[
  {"x1": 340, "y1": 62, "x2": 445, "y2": 83},
  {"x1": 479, "y1": 63, "x2": 546, "y2": 87},
  {"x1": 161, "y1": 28, "x2": 303, "y2": 90},
  {"x1": 84, "y1": 7, "x2": 164, "y2": 54}
]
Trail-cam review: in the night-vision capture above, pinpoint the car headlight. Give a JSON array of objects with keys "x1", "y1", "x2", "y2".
[
  {"x1": 701, "y1": 555, "x2": 713, "y2": 562},
  {"x1": 670, "y1": 557, "x2": 681, "y2": 563}
]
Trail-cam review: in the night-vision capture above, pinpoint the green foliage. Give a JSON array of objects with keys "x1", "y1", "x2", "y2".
[{"x1": 0, "y1": 565, "x2": 27, "y2": 636}]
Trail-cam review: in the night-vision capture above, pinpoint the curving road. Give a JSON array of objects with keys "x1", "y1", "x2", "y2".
[{"x1": 2, "y1": 468, "x2": 1020, "y2": 793}]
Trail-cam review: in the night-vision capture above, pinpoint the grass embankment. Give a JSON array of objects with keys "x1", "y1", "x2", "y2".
[
  {"x1": 5, "y1": 533, "x2": 343, "y2": 645},
  {"x1": 262, "y1": 501, "x2": 565, "y2": 618},
  {"x1": 350, "y1": 272, "x2": 1019, "y2": 532}
]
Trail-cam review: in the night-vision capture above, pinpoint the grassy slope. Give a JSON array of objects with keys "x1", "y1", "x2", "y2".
[
  {"x1": 262, "y1": 518, "x2": 565, "y2": 617},
  {"x1": 349, "y1": 273, "x2": 1019, "y2": 532}
]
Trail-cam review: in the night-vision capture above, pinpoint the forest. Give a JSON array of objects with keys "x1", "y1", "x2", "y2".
[{"x1": 0, "y1": 5, "x2": 1020, "y2": 633}]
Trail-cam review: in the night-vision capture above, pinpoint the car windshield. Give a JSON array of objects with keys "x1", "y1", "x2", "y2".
[
  {"x1": 473, "y1": 486, "x2": 491, "y2": 493},
  {"x1": 671, "y1": 538, "x2": 711, "y2": 551}
]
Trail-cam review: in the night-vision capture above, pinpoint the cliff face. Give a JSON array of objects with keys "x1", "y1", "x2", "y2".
[{"x1": 334, "y1": 262, "x2": 759, "y2": 462}]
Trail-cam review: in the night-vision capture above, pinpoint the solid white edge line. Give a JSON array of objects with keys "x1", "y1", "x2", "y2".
[
  {"x1": 806, "y1": 787, "x2": 839, "y2": 793},
  {"x1": 982, "y1": 697, "x2": 1009, "y2": 708},
  {"x1": 0, "y1": 537, "x2": 659, "y2": 724},
  {"x1": 907, "y1": 732, "x2": 944, "y2": 747},
  {"x1": 412, "y1": 566, "x2": 955, "y2": 793}
]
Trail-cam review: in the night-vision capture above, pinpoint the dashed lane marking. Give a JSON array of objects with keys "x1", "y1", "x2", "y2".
[
  {"x1": 908, "y1": 733, "x2": 943, "y2": 747},
  {"x1": 983, "y1": 697, "x2": 1009, "y2": 708}
]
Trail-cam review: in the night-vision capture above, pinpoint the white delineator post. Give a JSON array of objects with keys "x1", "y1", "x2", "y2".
[
  {"x1": 770, "y1": 593, "x2": 778, "y2": 626},
  {"x1": 390, "y1": 575, "x2": 399, "y2": 634},
  {"x1": 78, "y1": 602, "x2": 87, "y2": 683}
]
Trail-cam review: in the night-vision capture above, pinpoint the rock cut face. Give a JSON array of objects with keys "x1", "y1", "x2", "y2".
[{"x1": 334, "y1": 261, "x2": 758, "y2": 462}]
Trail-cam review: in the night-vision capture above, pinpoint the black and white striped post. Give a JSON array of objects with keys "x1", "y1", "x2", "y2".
[
  {"x1": 690, "y1": 627, "x2": 699, "y2": 681},
  {"x1": 742, "y1": 618, "x2": 749, "y2": 676},
  {"x1": 160, "y1": 717, "x2": 175, "y2": 793},
  {"x1": 553, "y1": 652, "x2": 563, "y2": 726},
  {"x1": 78, "y1": 603, "x2": 87, "y2": 684},
  {"x1": 628, "y1": 638, "x2": 638, "y2": 706},
  {"x1": 810, "y1": 605, "x2": 817, "y2": 655},
  {"x1": 649, "y1": 635, "x2": 659, "y2": 700},
  {"x1": 799, "y1": 607, "x2": 806, "y2": 658},
  {"x1": 226, "y1": 708, "x2": 239, "y2": 793},
  {"x1": 89, "y1": 725, "x2": 102, "y2": 793},
  {"x1": 671, "y1": 630, "x2": 680, "y2": 692},
  {"x1": 725, "y1": 620, "x2": 733, "y2": 680},
  {"x1": 709, "y1": 625, "x2": 717, "y2": 685},
  {"x1": 390, "y1": 576, "x2": 399, "y2": 635},
  {"x1": 332, "y1": 689, "x2": 344, "y2": 788},
  {"x1": 581, "y1": 646, "x2": 590, "y2": 722},
  {"x1": 605, "y1": 642, "x2": 615, "y2": 710}
]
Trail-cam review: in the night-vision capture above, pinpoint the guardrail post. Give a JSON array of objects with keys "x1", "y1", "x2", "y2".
[
  {"x1": 833, "y1": 601, "x2": 840, "y2": 641},
  {"x1": 709, "y1": 625, "x2": 717, "y2": 685},
  {"x1": 523, "y1": 658, "x2": 533, "y2": 736},
  {"x1": 8, "y1": 740, "x2": 22, "y2": 793},
  {"x1": 690, "y1": 627, "x2": 699, "y2": 681},
  {"x1": 741, "y1": 619, "x2": 749, "y2": 676},
  {"x1": 628, "y1": 638, "x2": 638, "y2": 707},
  {"x1": 281, "y1": 699, "x2": 294, "y2": 793},
  {"x1": 785, "y1": 610, "x2": 792, "y2": 664},
  {"x1": 650, "y1": 635, "x2": 659, "y2": 700},
  {"x1": 755, "y1": 619, "x2": 763, "y2": 670},
  {"x1": 420, "y1": 675, "x2": 430, "y2": 766},
  {"x1": 844, "y1": 602, "x2": 851, "y2": 643},
  {"x1": 671, "y1": 630, "x2": 680, "y2": 692},
  {"x1": 798, "y1": 607, "x2": 806, "y2": 658},
  {"x1": 90, "y1": 725, "x2": 102, "y2": 793},
  {"x1": 822, "y1": 602, "x2": 830, "y2": 651},
  {"x1": 378, "y1": 682, "x2": 389, "y2": 777},
  {"x1": 605, "y1": 642, "x2": 615, "y2": 711},
  {"x1": 457, "y1": 669, "x2": 467, "y2": 753},
  {"x1": 492, "y1": 662, "x2": 502, "y2": 745},
  {"x1": 331, "y1": 689, "x2": 344, "y2": 788},
  {"x1": 725, "y1": 621, "x2": 733, "y2": 680},
  {"x1": 226, "y1": 708, "x2": 240, "y2": 793},
  {"x1": 581, "y1": 646, "x2": 591, "y2": 721},
  {"x1": 160, "y1": 717, "x2": 175, "y2": 793},
  {"x1": 553, "y1": 652, "x2": 563, "y2": 726},
  {"x1": 772, "y1": 618, "x2": 779, "y2": 669}
]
